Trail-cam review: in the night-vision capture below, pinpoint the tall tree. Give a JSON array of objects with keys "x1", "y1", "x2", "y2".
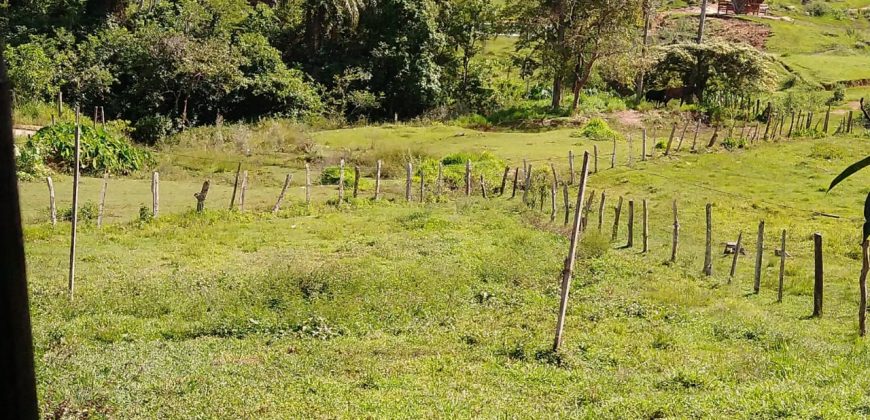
[
  {"x1": 303, "y1": 0, "x2": 369, "y2": 53},
  {"x1": 441, "y1": 0, "x2": 499, "y2": 98}
]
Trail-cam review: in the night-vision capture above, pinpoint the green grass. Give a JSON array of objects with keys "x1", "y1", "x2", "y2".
[{"x1": 19, "y1": 116, "x2": 870, "y2": 416}]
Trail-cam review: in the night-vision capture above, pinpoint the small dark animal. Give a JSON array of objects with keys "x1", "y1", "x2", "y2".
[{"x1": 645, "y1": 87, "x2": 689, "y2": 106}]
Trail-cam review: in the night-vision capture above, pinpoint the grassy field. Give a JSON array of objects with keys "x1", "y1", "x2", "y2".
[{"x1": 21, "y1": 117, "x2": 870, "y2": 416}]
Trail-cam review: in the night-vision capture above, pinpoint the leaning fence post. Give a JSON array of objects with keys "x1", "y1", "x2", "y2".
[
  {"x1": 229, "y1": 162, "x2": 241, "y2": 210},
  {"x1": 598, "y1": 191, "x2": 606, "y2": 231},
  {"x1": 860, "y1": 239, "x2": 869, "y2": 336},
  {"x1": 778, "y1": 229, "x2": 787, "y2": 303},
  {"x1": 499, "y1": 166, "x2": 510, "y2": 196},
  {"x1": 305, "y1": 163, "x2": 311, "y2": 206},
  {"x1": 703, "y1": 203, "x2": 712, "y2": 276},
  {"x1": 522, "y1": 165, "x2": 532, "y2": 205},
  {"x1": 823, "y1": 105, "x2": 831, "y2": 133},
  {"x1": 676, "y1": 119, "x2": 689, "y2": 151},
  {"x1": 273, "y1": 174, "x2": 292, "y2": 214},
  {"x1": 691, "y1": 119, "x2": 701, "y2": 151},
  {"x1": 195, "y1": 180, "x2": 210, "y2": 212},
  {"x1": 664, "y1": 122, "x2": 677, "y2": 156},
  {"x1": 68, "y1": 110, "x2": 81, "y2": 300},
  {"x1": 754, "y1": 220, "x2": 765, "y2": 294},
  {"x1": 729, "y1": 231, "x2": 743, "y2": 282},
  {"x1": 553, "y1": 152, "x2": 590, "y2": 353},
  {"x1": 511, "y1": 167, "x2": 519, "y2": 199},
  {"x1": 151, "y1": 171, "x2": 159, "y2": 218},
  {"x1": 642, "y1": 199, "x2": 649, "y2": 253},
  {"x1": 46, "y1": 176, "x2": 56, "y2": 226},
  {"x1": 405, "y1": 162, "x2": 412, "y2": 202},
  {"x1": 612, "y1": 196, "x2": 623, "y2": 242},
  {"x1": 626, "y1": 200, "x2": 634, "y2": 248},
  {"x1": 97, "y1": 172, "x2": 108, "y2": 228},
  {"x1": 813, "y1": 232, "x2": 824, "y2": 317}
]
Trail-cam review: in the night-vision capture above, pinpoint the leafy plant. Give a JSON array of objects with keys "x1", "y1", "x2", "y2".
[
  {"x1": 23, "y1": 123, "x2": 152, "y2": 176},
  {"x1": 572, "y1": 118, "x2": 622, "y2": 142},
  {"x1": 829, "y1": 156, "x2": 870, "y2": 240}
]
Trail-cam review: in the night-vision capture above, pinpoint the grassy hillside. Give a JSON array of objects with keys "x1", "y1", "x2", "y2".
[{"x1": 21, "y1": 117, "x2": 870, "y2": 416}]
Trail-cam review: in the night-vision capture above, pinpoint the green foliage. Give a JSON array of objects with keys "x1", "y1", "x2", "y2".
[
  {"x1": 572, "y1": 118, "x2": 622, "y2": 142},
  {"x1": 809, "y1": 143, "x2": 845, "y2": 160},
  {"x1": 320, "y1": 165, "x2": 356, "y2": 186},
  {"x1": 60, "y1": 201, "x2": 99, "y2": 223},
  {"x1": 418, "y1": 151, "x2": 505, "y2": 190},
  {"x1": 720, "y1": 137, "x2": 746, "y2": 151},
  {"x1": 829, "y1": 84, "x2": 846, "y2": 105},
  {"x1": 23, "y1": 123, "x2": 152, "y2": 176}
]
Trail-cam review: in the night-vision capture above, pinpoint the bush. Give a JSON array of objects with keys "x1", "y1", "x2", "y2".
[
  {"x1": 454, "y1": 113, "x2": 492, "y2": 130},
  {"x1": 23, "y1": 123, "x2": 152, "y2": 176},
  {"x1": 720, "y1": 137, "x2": 746, "y2": 151},
  {"x1": 60, "y1": 201, "x2": 99, "y2": 223},
  {"x1": 572, "y1": 117, "x2": 623, "y2": 142},
  {"x1": 806, "y1": 2, "x2": 831, "y2": 17},
  {"x1": 418, "y1": 151, "x2": 506, "y2": 191},
  {"x1": 320, "y1": 165, "x2": 356, "y2": 187},
  {"x1": 829, "y1": 84, "x2": 846, "y2": 105}
]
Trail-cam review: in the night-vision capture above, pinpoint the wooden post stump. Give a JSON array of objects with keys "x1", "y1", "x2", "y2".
[
  {"x1": 151, "y1": 171, "x2": 159, "y2": 218},
  {"x1": 612, "y1": 196, "x2": 623, "y2": 242},
  {"x1": 195, "y1": 180, "x2": 210, "y2": 212},
  {"x1": 754, "y1": 221, "x2": 765, "y2": 294},
  {"x1": 626, "y1": 200, "x2": 634, "y2": 248},
  {"x1": 46, "y1": 177, "x2": 56, "y2": 226}
]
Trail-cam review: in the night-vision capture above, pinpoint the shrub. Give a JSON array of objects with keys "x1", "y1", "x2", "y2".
[
  {"x1": 60, "y1": 201, "x2": 99, "y2": 223},
  {"x1": 806, "y1": 2, "x2": 831, "y2": 17},
  {"x1": 22, "y1": 123, "x2": 152, "y2": 176},
  {"x1": 418, "y1": 151, "x2": 506, "y2": 191},
  {"x1": 320, "y1": 165, "x2": 357, "y2": 187},
  {"x1": 720, "y1": 137, "x2": 746, "y2": 151},
  {"x1": 572, "y1": 117, "x2": 623, "y2": 142},
  {"x1": 829, "y1": 84, "x2": 846, "y2": 105},
  {"x1": 454, "y1": 113, "x2": 492, "y2": 130}
]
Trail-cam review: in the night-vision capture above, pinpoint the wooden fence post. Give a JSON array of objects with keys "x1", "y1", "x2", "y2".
[
  {"x1": 511, "y1": 167, "x2": 519, "y2": 199},
  {"x1": 642, "y1": 199, "x2": 649, "y2": 253},
  {"x1": 778, "y1": 113, "x2": 785, "y2": 138},
  {"x1": 823, "y1": 105, "x2": 831, "y2": 133},
  {"x1": 642, "y1": 128, "x2": 647, "y2": 161},
  {"x1": 499, "y1": 166, "x2": 510, "y2": 196},
  {"x1": 273, "y1": 174, "x2": 292, "y2": 214},
  {"x1": 788, "y1": 111, "x2": 795, "y2": 138},
  {"x1": 763, "y1": 102, "x2": 772, "y2": 139},
  {"x1": 229, "y1": 162, "x2": 241, "y2": 210},
  {"x1": 583, "y1": 190, "x2": 595, "y2": 232},
  {"x1": 612, "y1": 196, "x2": 623, "y2": 242},
  {"x1": 754, "y1": 220, "x2": 765, "y2": 294},
  {"x1": 703, "y1": 203, "x2": 712, "y2": 276},
  {"x1": 405, "y1": 162, "x2": 412, "y2": 202},
  {"x1": 195, "y1": 180, "x2": 210, "y2": 212},
  {"x1": 46, "y1": 176, "x2": 56, "y2": 226},
  {"x1": 68, "y1": 110, "x2": 81, "y2": 300},
  {"x1": 729, "y1": 231, "x2": 743, "y2": 282},
  {"x1": 610, "y1": 138, "x2": 616, "y2": 169},
  {"x1": 691, "y1": 119, "x2": 701, "y2": 152},
  {"x1": 671, "y1": 200, "x2": 679, "y2": 263},
  {"x1": 421, "y1": 171, "x2": 427, "y2": 202},
  {"x1": 707, "y1": 126, "x2": 719, "y2": 148},
  {"x1": 778, "y1": 229, "x2": 786, "y2": 303},
  {"x1": 375, "y1": 160, "x2": 382, "y2": 200},
  {"x1": 523, "y1": 165, "x2": 532, "y2": 205},
  {"x1": 627, "y1": 134, "x2": 634, "y2": 166},
  {"x1": 594, "y1": 145, "x2": 599, "y2": 173},
  {"x1": 436, "y1": 161, "x2": 443, "y2": 197},
  {"x1": 151, "y1": 171, "x2": 159, "y2": 218},
  {"x1": 563, "y1": 184, "x2": 570, "y2": 225},
  {"x1": 305, "y1": 164, "x2": 311, "y2": 206},
  {"x1": 239, "y1": 170, "x2": 248, "y2": 212},
  {"x1": 550, "y1": 162, "x2": 559, "y2": 187},
  {"x1": 465, "y1": 159, "x2": 471, "y2": 196},
  {"x1": 353, "y1": 165, "x2": 360, "y2": 198},
  {"x1": 598, "y1": 191, "x2": 606, "y2": 231},
  {"x1": 568, "y1": 151, "x2": 575, "y2": 184},
  {"x1": 338, "y1": 159, "x2": 345, "y2": 204},
  {"x1": 97, "y1": 172, "x2": 108, "y2": 227},
  {"x1": 553, "y1": 152, "x2": 590, "y2": 352},
  {"x1": 676, "y1": 119, "x2": 689, "y2": 151},
  {"x1": 813, "y1": 233, "x2": 824, "y2": 317},
  {"x1": 549, "y1": 182, "x2": 556, "y2": 222},
  {"x1": 848, "y1": 110, "x2": 854, "y2": 134},
  {"x1": 626, "y1": 200, "x2": 634, "y2": 248},
  {"x1": 860, "y1": 240, "x2": 869, "y2": 336},
  {"x1": 664, "y1": 122, "x2": 677, "y2": 156}
]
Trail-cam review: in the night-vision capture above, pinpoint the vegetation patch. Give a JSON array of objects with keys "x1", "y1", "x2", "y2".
[{"x1": 21, "y1": 123, "x2": 151, "y2": 176}]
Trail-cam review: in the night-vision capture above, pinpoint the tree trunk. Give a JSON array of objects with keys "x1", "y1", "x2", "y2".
[{"x1": 551, "y1": 75, "x2": 563, "y2": 110}]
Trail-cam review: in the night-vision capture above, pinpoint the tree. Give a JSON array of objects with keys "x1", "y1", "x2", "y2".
[
  {"x1": 303, "y1": 0, "x2": 370, "y2": 53},
  {"x1": 512, "y1": 0, "x2": 642, "y2": 111},
  {"x1": 441, "y1": 0, "x2": 499, "y2": 100},
  {"x1": 648, "y1": 41, "x2": 775, "y2": 103}
]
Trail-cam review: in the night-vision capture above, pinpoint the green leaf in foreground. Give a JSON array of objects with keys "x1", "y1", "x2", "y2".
[{"x1": 828, "y1": 155, "x2": 870, "y2": 192}]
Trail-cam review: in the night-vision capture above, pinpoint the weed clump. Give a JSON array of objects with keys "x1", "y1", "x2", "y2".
[{"x1": 571, "y1": 117, "x2": 623, "y2": 142}]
